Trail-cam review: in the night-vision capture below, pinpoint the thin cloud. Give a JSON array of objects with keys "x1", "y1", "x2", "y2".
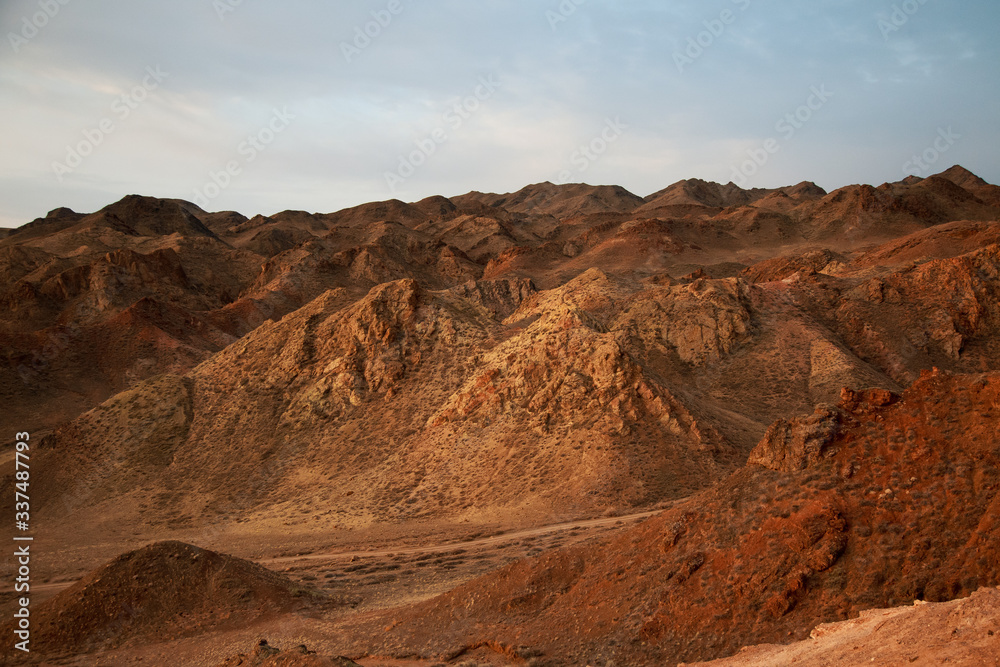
[{"x1": 0, "y1": 0, "x2": 998, "y2": 225}]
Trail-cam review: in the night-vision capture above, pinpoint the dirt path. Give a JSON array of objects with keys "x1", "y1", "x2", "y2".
[
  {"x1": 30, "y1": 509, "x2": 662, "y2": 595},
  {"x1": 264, "y1": 509, "x2": 661, "y2": 565}
]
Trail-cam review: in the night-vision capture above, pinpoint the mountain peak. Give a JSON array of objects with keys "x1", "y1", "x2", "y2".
[
  {"x1": 90, "y1": 194, "x2": 218, "y2": 238},
  {"x1": 937, "y1": 164, "x2": 989, "y2": 187},
  {"x1": 45, "y1": 206, "x2": 79, "y2": 219}
]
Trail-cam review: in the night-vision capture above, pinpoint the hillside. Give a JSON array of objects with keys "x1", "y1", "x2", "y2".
[
  {"x1": 2, "y1": 165, "x2": 1000, "y2": 666},
  {"x1": 332, "y1": 370, "x2": 1000, "y2": 665}
]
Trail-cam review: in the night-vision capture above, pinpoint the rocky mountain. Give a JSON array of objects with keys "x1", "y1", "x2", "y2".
[
  {"x1": 2, "y1": 165, "x2": 1000, "y2": 665},
  {"x1": 334, "y1": 370, "x2": 1000, "y2": 665}
]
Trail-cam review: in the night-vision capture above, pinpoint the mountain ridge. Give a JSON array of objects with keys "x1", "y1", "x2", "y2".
[{"x1": 2, "y1": 164, "x2": 1000, "y2": 665}]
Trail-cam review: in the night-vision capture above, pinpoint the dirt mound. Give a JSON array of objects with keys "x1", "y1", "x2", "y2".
[{"x1": 0, "y1": 541, "x2": 314, "y2": 659}]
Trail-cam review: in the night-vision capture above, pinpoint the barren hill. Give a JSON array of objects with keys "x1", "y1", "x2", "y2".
[
  {"x1": 2, "y1": 165, "x2": 1000, "y2": 666},
  {"x1": 0, "y1": 541, "x2": 317, "y2": 662},
  {"x1": 24, "y1": 210, "x2": 1000, "y2": 543},
  {"x1": 336, "y1": 370, "x2": 1000, "y2": 665},
  {"x1": 4, "y1": 167, "x2": 998, "y2": 441}
]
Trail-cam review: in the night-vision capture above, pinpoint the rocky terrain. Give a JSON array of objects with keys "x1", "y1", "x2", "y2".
[
  {"x1": 327, "y1": 370, "x2": 1000, "y2": 665},
  {"x1": 682, "y1": 586, "x2": 1000, "y2": 667},
  {"x1": 2, "y1": 165, "x2": 999, "y2": 665}
]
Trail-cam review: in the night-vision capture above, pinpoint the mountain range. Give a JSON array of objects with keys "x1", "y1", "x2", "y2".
[{"x1": 2, "y1": 165, "x2": 1000, "y2": 666}]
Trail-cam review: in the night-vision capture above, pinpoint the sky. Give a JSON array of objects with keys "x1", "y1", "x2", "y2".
[{"x1": 1, "y1": 0, "x2": 998, "y2": 227}]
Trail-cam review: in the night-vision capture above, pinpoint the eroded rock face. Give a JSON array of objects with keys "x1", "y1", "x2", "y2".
[
  {"x1": 748, "y1": 387, "x2": 901, "y2": 472},
  {"x1": 747, "y1": 405, "x2": 843, "y2": 473},
  {"x1": 830, "y1": 243, "x2": 1000, "y2": 382},
  {"x1": 446, "y1": 277, "x2": 536, "y2": 320},
  {"x1": 617, "y1": 277, "x2": 754, "y2": 366}
]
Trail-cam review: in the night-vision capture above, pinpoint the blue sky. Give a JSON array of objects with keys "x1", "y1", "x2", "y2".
[{"x1": 1, "y1": 0, "x2": 997, "y2": 226}]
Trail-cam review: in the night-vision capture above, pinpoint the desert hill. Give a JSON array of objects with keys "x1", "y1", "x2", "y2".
[
  {"x1": 2, "y1": 165, "x2": 1000, "y2": 665},
  {"x1": 0, "y1": 541, "x2": 319, "y2": 662},
  {"x1": 332, "y1": 370, "x2": 1000, "y2": 666},
  {"x1": 24, "y1": 210, "x2": 1000, "y2": 541},
  {"x1": 4, "y1": 166, "x2": 999, "y2": 441},
  {"x1": 8, "y1": 370, "x2": 999, "y2": 666}
]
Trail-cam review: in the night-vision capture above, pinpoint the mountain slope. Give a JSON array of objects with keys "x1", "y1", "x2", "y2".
[{"x1": 339, "y1": 370, "x2": 1000, "y2": 666}]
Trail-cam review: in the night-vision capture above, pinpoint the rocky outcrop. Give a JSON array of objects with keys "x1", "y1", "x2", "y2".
[
  {"x1": 747, "y1": 405, "x2": 844, "y2": 472},
  {"x1": 616, "y1": 277, "x2": 754, "y2": 365},
  {"x1": 216, "y1": 640, "x2": 361, "y2": 667},
  {"x1": 445, "y1": 277, "x2": 536, "y2": 321},
  {"x1": 748, "y1": 386, "x2": 900, "y2": 473}
]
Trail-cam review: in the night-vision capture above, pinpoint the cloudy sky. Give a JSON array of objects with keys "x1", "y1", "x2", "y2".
[{"x1": 1, "y1": 0, "x2": 998, "y2": 227}]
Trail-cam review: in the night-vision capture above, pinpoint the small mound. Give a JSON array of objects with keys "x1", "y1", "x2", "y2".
[{"x1": 20, "y1": 541, "x2": 316, "y2": 657}]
